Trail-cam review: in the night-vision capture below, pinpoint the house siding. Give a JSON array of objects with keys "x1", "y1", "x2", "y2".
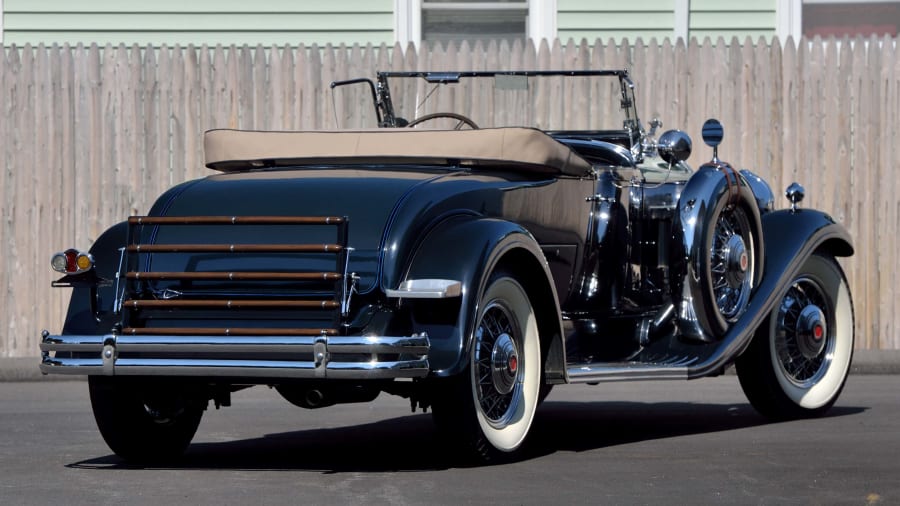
[
  {"x1": 557, "y1": 0, "x2": 676, "y2": 43},
  {"x1": 2, "y1": 0, "x2": 394, "y2": 46},
  {"x1": 2, "y1": 0, "x2": 782, "y2": 48},
  {"x1": 690, "y1": 0, "x2": 777, "y2": 42},
  {"x1": 557, "y1": 0, "x2": 777, "y2": 43}
]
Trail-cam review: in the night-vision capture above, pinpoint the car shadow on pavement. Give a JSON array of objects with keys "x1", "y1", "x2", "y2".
[
  {"x1": 66, "y1": 401, "x2": 865, "y2": 472},
  {"x1": 525, "y1": 401, "x2": 865, "y2": 456}
]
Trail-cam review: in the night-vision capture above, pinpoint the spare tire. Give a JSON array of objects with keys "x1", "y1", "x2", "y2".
[{"x1": 672, "y1": 163, "x2": 764, "y2": 341}]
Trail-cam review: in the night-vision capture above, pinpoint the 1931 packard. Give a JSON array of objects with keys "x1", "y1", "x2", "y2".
[{"x1": 41, "y1": 70, "x2": 854, "y2": 463}]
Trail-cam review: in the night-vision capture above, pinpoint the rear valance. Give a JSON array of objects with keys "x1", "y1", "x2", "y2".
[{"x1": 204, "y1": 127, "x2": 593, "y2": 177}]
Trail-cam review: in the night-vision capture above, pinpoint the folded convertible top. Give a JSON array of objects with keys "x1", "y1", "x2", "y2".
[{"x1": 204, "y1": 127, "x2": 593, "y2": 177}]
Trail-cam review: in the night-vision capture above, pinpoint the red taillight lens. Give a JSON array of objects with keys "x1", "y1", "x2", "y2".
[{"x1": 65, "y1": 249, "x2": 78, "y2": 272}]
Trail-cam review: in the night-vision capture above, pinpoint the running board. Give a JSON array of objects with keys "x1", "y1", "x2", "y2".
[{"x1": 566, "y1": 362, "x2": 690, "y2": 383}]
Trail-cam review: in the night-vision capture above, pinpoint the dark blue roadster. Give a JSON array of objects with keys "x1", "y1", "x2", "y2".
[{"x1": 42, "y1": 70, "x2": 854, "y2": 463}]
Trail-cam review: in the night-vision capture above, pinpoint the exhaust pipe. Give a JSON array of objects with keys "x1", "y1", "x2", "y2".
[{"x1": 276, "y1": 383, "x2": 380, "y2": 409}]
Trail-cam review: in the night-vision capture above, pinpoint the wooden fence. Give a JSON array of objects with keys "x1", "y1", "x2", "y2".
[{"x1": 1, "y1": 36, "x2": 898, "y2": 357}]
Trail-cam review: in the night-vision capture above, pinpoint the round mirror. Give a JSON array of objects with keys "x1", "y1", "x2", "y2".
[
  {"x1": 701, "y1": 118, "x2": 724, "y2": 147},
  {"x1": 657, "y1": 129, "x2": 693, "y2": 164}
]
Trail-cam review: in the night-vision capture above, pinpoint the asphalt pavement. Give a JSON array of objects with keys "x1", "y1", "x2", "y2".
[{"x1": 1, "y1": 375, "x2": 897, "y2": 505}]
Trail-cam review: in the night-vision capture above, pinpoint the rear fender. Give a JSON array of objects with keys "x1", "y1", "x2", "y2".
[
  {"x1": 388, "y1": 216, "x2": 564, "y2": 377},
  {"x1": 61, "y1": 221, "x2": 128, "y2": 335}
]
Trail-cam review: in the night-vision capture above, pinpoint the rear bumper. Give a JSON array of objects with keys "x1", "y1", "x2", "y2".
[{"x1": 39, "y1": 331, "x2": 430, "y2": 379}]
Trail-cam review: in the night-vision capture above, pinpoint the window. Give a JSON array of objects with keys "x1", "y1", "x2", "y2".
[
  {"x1": 423, "y1": 0, "x2": 527, "y2": 46},
  {"x1": 778, "y1": 0, "x2": 900, "y2": 41},
  {"x1": 395, "y1": 0, "x2": 557, "y2": 49},
  {"x1": 802, "y1": 1, "x2": 900, "y2": 38}
]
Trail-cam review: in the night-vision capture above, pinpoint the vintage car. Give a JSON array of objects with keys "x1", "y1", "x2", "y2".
[{"x1": 41, "y1": 70, "x2": 855, "y2": 463}]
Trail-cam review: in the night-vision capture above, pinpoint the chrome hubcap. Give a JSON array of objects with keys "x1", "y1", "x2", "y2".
[
  {"x1": 491, "y1": 333, "x2": 519, "y2": 395},
  {"x1": 796, "y1": 305, "x2": 828, "y2": 359},
  {"x1": 724, "y1": 234, "x2": 749, "y2": 287}
]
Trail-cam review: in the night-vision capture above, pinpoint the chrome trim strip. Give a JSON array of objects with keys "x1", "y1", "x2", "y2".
[
  {"x1": 39, "y1": 332, "x2": 430, "y2": 379},
  {"x1": 40, "y1": 334, "x2": 105, "y2": 352},
  {"x1": 40, "y1": 358, "x2": 429, "y2": 379},
  {"x1": 39, "y1": 357, "x2": 105, "y2": 374},
  {"x1": 385, "y1": 279, "x2": 462, "y2": 299},
  {"x1": 567, "y1": 363, "x2": 689, "y2": 383},
  {"x1": 340, "y1": 247, "x2": 355, "y2": 316},
  {"x1": 113, "y1": 246, "x2": 126, "y2": 314}
]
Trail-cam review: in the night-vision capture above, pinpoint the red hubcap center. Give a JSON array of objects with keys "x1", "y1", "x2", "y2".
[
  {"x1": 813, "y1": 324, "x2": 824, "y2": 341},
  {"x1": 508, "y1": 356, "x2": 518, "y2": 373}
]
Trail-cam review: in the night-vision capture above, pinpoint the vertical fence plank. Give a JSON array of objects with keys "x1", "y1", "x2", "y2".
[
  {"x1": 0, "y1": 47, "x2": 19, "y2": 351},
  {"x1": 892, "y1": 38, "x2": 900, "y2": 349},
  {"x1": 54, "y1": 43, "x2": 75, "y2": 334},
  {"x1": 874, "y1": 36, "x2": 896, "y2": 350}
]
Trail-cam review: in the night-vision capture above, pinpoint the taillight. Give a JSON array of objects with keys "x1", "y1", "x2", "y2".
[{"x1": 50, "y1": 249, "x2": 94, "y2": 274}]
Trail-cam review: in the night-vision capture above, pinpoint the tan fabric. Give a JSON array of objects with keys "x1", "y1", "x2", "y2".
[{"x1": 204, "y1": 127, "x2": 593, "y2": 176}]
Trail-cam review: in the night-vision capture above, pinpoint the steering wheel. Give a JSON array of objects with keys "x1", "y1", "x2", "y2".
[{"x1": 406, "y1": 112, "x2": 479, "y2": 130}]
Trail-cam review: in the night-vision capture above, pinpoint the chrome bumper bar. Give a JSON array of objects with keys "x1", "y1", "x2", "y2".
[{"x1": 39, "y1": 331, "x2": 430, "y2": 379}]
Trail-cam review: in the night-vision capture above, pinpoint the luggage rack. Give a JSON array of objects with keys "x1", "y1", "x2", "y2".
[{"x1": 118, "y1": 215, "x2": 352, "y2": 337}]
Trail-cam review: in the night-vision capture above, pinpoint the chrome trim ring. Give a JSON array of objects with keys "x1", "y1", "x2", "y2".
[
  {"x1": 473, "y1": 301, "x2": 523, "y2": 429},
  {"x1": 774, "y1": 276, "x2": 834, "y2": 387}
]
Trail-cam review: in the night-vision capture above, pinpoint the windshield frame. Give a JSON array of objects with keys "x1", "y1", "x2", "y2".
[{"x1": 332, "y1": 69, "x2": 641, "y2": 134}]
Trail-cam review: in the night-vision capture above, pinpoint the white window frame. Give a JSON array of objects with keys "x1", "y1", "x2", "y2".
[
  {"x1": 777, "y1": 0, "x2": 803, "y2": 42},
  {"x1": 395, "y1": 0, "x2": 557, "y2": 49}
]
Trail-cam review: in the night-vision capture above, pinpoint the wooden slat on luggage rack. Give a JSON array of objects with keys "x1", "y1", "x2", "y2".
[
  {"x1": 121, "y1": 327, "x2": 339, "y2": 336},
  {"x1": 123, "y1": 299, "x2": 340, "y2": 309},
  {"x1": 127, "y1": 216, "x2": 345, "y2": 225},
  {"x1": 127, "y1": 244, "x2": 342, "y2": 253},
  {"x1": 126, "y1": 271, "x2": 342, "y2": 281}
]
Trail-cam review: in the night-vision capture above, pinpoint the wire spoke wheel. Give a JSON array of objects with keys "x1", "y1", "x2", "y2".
[
  {"x1": 736, "y1": 254, "x2": 854, "y2": 419},
  {"x1": 473, "y1": 302, "x2": 522, "y2": 428},
  {"x1": 774, "y1": 277, "x2": 831, "y2": 386},
  {"x1": 709, "y1": 205, "x2": 754, "y2": 322}
]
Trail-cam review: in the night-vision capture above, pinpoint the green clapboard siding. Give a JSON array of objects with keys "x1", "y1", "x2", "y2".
[
  {"x1": 3, "y1": 0, "x2": 394, "y2": 46},
  {"x1": 690, "y1": 0, "x2": 776, "y2": 38},
  {"x1": 3, "y1": 0, "x2": 781, "y2": 46},
  {"x1": 558, "y1": 0, "x2": 676, "y2": 43},
  {"x1": 557, "y1": 0, "x2": 777, "y2": 43},
  {"x1": 691, "y1": 0, "x2": 776, "y2": 12},
  {"x1": 559, "y1": 30, "x2": 675, "y2": 44}
]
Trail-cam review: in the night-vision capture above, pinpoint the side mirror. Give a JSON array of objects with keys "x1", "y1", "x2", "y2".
[{"x1": 657, "y1": 130, "x2": 693, "y2": 165}]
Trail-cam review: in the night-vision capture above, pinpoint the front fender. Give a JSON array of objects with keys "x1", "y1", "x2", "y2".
[
  {"x1": 688, "y1": 208, "x2": 853, "y2": 377},
  {"x1": 672, "y1": 164, "x2": 765, "y2": 340},
  {"x1": 389, "y1": 216, "x2": 563, "y2": 376}
]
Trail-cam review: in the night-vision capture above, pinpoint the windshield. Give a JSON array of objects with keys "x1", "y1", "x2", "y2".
[{"x1": 331, "y1": 70, "x2": 640, "y2": 133}]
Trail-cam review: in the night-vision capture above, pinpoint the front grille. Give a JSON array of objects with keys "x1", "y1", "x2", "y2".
[{"x1": 119, "y1": 215, "x2": 350, "y2": 337}]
